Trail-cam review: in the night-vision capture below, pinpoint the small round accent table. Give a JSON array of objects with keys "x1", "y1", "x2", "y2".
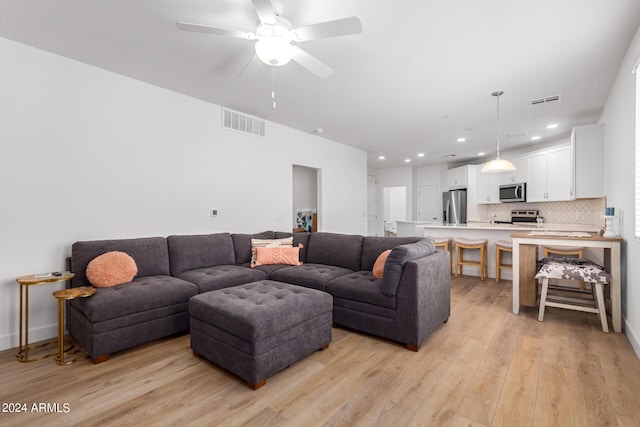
[
  {"x1": 52, "y1": 286, "x2": 96, "y2": 365},
  {"x1": 16, "y1": 272, "x2": 75, "y2": 363}
]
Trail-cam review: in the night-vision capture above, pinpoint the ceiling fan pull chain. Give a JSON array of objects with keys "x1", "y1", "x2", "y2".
[{"x1": 271, "y1": 66, "x2": 277, "y2": 109}]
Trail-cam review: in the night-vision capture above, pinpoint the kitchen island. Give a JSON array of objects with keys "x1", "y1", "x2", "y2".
[{"x1": 396, "y1": 221, "x2": 601, "y2": 280}]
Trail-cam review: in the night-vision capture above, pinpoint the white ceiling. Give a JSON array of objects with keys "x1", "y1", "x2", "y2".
[{"x1": 1, "y1": 0, "x2": 639, "y2": 168}]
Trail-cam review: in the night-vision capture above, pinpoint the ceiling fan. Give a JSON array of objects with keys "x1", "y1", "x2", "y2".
[{"x1": 176, "y1": 0, "x2": 362, "y2": 79}]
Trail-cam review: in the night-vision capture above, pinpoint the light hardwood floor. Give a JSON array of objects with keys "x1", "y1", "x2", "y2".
[{"x1": 1, "y1": 276, "x2": 639, "y2": 426}]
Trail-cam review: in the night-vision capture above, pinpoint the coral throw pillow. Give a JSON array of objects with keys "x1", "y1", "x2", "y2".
[
  {"x1": 250, "y1": 237, "x2": 293, "y2": 266},
  {"x1": 86, "y1": 251, "x2": 138, "y2": 288},
  {"x1": 253, "y1": 246, "x2": 303, "y2": 267},
  {"x1": 372, "y1": 250, "x2": 392, "y2": 279}
]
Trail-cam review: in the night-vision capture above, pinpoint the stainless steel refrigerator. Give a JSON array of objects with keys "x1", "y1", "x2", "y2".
[{"x1": 443, "y1": 189, "x2": 467, "y2": 225}]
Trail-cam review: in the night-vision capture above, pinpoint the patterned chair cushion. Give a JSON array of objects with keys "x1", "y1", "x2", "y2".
[{"x1": 535, "y1": 257, "x2": 610, "y2": 284}]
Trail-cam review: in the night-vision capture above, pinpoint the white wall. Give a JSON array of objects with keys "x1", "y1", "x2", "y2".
[
  {"x1": 599, "y1": 22, "x2": 640, "y2": 357},
  {"x1": 0, "y1": 38, "x2": 367, "y2": 351}
]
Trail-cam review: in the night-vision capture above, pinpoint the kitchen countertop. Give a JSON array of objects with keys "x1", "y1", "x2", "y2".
[{"x1": 418, "y1": 222, "x2": 601, "y2": 232}]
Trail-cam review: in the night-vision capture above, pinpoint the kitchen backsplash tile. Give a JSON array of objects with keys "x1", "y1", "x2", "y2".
[{"x1": 486, "y1": 198, "x2": 605, "y2": 226}]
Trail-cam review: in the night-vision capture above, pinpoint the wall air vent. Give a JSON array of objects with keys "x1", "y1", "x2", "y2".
[
  {"x1": 530, "y1": 95, "x2": 561, "y2": 106},
  {"x1": 222, "y1": 108, "x2": 266, "y2": 137}
]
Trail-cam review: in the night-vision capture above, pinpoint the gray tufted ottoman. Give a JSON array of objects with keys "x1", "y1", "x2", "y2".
[{"x1": 189, "y1": 280, "x2": 333, "y2": 389}]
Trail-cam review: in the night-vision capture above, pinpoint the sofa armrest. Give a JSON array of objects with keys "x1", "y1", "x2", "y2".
[{"x1": 395, "y1": 250, "x2": 451, "y2": 347}]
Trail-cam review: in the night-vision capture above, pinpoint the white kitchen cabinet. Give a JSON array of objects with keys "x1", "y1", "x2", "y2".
[
  {"x1": 526, "y1": 144, "x2": 573, "y2": 202},
  {"x1": 572, "y1": 123, "x2": 604, "y2": 199},
  {"x1": 501, "y1": 157, "x2": 528, "y2": 184},
  {"x1": 476, "y1": 165, "x2": 501, "y2": 204},
  {"x1": 447, "y1": 166, "x2": 468, "y2": 189}
]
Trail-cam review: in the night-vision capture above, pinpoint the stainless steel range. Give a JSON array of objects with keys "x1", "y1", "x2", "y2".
[{"x1": 511, "y1": 209, "x2": 539, "y2": 224}]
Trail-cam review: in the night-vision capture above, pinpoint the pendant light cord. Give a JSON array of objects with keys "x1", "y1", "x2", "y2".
[{"x1": 495, "y1": 91, "x2": 501, "y2": 159}]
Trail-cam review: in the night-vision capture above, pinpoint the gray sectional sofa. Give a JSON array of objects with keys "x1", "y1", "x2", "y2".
[{"x1": 68, "y1": 231, "x2": 450, "y2": 362}]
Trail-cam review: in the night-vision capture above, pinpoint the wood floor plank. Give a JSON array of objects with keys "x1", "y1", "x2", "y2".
[
  {"x1": 491, "y1": 335, "x2": 543, "y2": 427},
  {"x1": 533, "y1": 362, "x2": 574, "y2": 427},
  {"x1": 1, "y1": 276, "x2": 639, "y2": 427}
]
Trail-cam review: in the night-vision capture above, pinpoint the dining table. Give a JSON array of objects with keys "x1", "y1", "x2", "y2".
[{"x1": 511, "y1": 231, "x2": 623, "y2": 333}]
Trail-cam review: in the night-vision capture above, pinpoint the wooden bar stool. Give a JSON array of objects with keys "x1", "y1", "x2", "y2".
[
  {"x1": 543, "y1": 245, "x2": 586, "y2": 289},
  {"x1": 495, "y1": 240, "x2": 512, "y2": 283},
  {"x1": 426, "y1": 236, "x2": 453, "y2": 274},
  {"x1": 536, "y1": 257, "x2": 610, "y2": 332},
  {"x1": 454, "y1": 238, "x2": 488, "y2": 280}
]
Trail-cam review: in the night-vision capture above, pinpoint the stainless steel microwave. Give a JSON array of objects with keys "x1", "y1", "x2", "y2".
[{"x1": 499, "y1": 183, "x2": 526, "y2": 202}]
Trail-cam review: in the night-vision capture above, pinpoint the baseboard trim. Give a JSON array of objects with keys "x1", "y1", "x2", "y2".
[
  {"x1": 625, "y1": 318, "x2": 640, "y2": 360},
  {"x1": 0, "y1": 323, "x2": 58, "y2": 352}
]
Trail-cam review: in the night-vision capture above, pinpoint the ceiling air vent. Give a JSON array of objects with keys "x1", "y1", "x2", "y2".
[
  {"x1": 530, "y1": 95, "x2": 561, "y2": 106},
  {"x1": 222, "y1": 108, "x2": 265, "y2": 137},
  {"x1": 442, "y1": 154, "x2": 457, "y2": 158}
]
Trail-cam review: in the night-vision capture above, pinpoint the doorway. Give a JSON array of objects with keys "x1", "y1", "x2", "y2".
[
  {"x1": 383, "y1": 186, "x2": 407, "y2": 236},
  {"x1": 292, "y1": 165, "x2": 321, "y2": 232}
]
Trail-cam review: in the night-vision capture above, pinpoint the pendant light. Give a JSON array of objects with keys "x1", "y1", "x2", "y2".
[{"x1": 481, "y1": 90, "x2": 516, "y2": 173}]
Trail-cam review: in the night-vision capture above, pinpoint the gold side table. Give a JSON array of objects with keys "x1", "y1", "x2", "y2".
[
  {"x1": 52, "y1": 286, "x2": 96, "y2": 365},
  {"x1": 16, "y1": 271, "x2": 75, "y2": 362}
]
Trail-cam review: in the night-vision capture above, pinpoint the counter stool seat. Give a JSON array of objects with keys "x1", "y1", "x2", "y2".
[
  {"x1": 454, "y1": 238, "x2": 489, "y2": 280},
  {"x1": 495, "y1": 240, "x2": 513, "y2": 283},
  {"x1": 536, "y1": 257, "x2": 610, "y2": 332},
  {"x1": 543, "y1": 245, "x2": 586, "y2": 289},
  {"x1": 426, "y1": 236, "x2": 453, "y2": 274}
]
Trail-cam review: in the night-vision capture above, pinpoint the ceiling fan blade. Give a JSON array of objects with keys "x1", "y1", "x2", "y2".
[
  {"x1": 251, "y1": 0, "x2": 277, "y2": 24},
  {"x1": 294, "y1": 17, "x2": 362, "y2": 41},
  {"x1": 239, "y1": 54, "x2": 263, "y2": 77},
  {"x1": 290, "y1": 46, "x2": 333, "y2": 79},
  {"x1": 176, "y1": 21, "x2": 255, "y2": 40}
]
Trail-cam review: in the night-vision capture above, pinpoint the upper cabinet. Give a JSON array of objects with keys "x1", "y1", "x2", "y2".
[
  {"x1": 476, "y1": 166, "x2": 501, "y2": 204},
  {"x1": 572, "y1": 123, "x2": 604, "y2": 199},
  {"x1": 501, "y1": 157, "x2": 528, "y2": 185},
  {"x1": 447, "y1": 166, "x2": 469, "y2": 189},
  {"x1": 527, "y1": 144, "x2": 573, "y2": 202}
]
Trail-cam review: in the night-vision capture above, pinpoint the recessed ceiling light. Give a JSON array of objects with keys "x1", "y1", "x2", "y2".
[
  {"x1": 457, "y1": 137, "x2": 466, "y2": 142},
  {"x1": 546, "y1": 123, "x2": 558, "y2": 129},
  {"x1": 404, "y1": 158, "x2": 411, "y2": 163},
  {"x1": 378, "y1": 155, "x2": 385, "y2": 160},
  {"x1": 417, "y1": 153, "x2": 425, "y2": 157},
  {"x1": 477, "y1": 152, "x2": 485, "y2": 156},
  {"x1": 531, "y1": 135, "x2": 541, "y2": 141}
]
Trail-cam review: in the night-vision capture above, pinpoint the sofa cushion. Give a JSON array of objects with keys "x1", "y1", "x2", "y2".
[
  {"x1": 326, "y1": 271, "x2": 396, "y2": 309},
  {"x1": 167, "y1": 233, "x2": 235, "y2": 276},
  {"x1": 360, "y1": 236, "x2": 422, "y2": 272},
  {"x1": 176, "y1": 265, "x2": 266, "y2": 293},
  {"x1": 381, "y1": 239, "x2": 436, "y2": 296},
  {"x1": 305, "y1": 232, "x2": 364, "y2": 271},
  {"x1": 69, "y1": 275, "x2": 198, "y2": 323},
  {"x1": 71, "y1": 237, "x2": 170, "y2": 288},
  {"x1": 231, "y1": 231, "x2": 276, "y2": 265},
  {"x1": 239, "y1": 262, "x2": 289, "y2": 278},
  {"x1": 270, "y1": 263, "x2": 354, "y2": 291},
  {"x1": 86, "y1": 251, "x2": 138, "y2": 288}
]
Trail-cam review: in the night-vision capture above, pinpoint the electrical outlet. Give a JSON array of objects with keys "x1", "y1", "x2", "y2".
[{"x1": 210, "y1": 209, "x2": 218, "y2": 217}]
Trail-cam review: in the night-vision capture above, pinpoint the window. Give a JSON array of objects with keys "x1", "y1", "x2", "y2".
[{"x1": 636, "y1": 58, "x2": 640, "y2": 238}]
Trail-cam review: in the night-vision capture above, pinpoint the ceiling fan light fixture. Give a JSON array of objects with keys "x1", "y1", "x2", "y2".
[
  {"x1": 255, "y1": 38, "x2": 292, "y2": 66},
  {"x1": 482, "y1": 90, "x2": 516, "y2": 174}
]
